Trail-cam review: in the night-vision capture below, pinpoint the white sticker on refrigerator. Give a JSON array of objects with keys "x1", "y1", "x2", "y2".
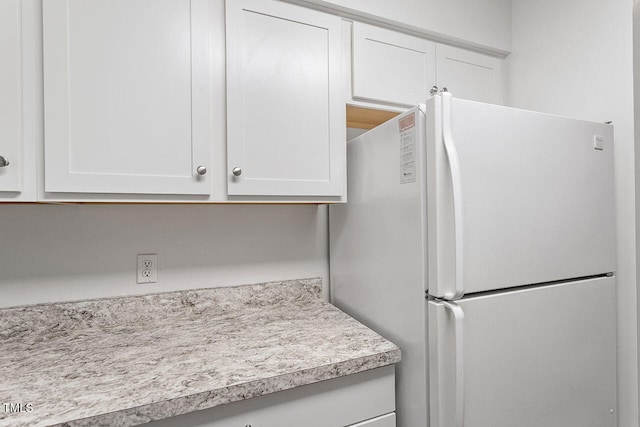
[{"x1": 399, "y1": 113, "x2": 416, "y2": 184}]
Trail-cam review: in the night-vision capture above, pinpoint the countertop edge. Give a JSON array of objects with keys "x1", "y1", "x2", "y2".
[{"x1": 56, "y1": 348, "x2": 402, "y2": 427}]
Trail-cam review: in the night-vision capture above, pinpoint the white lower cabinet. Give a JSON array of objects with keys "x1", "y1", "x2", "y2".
[
  {"x1": 147, "y1": 366, "x2": 395, "y2": 427},
  {"x1": 347, "y1": 413, "x2": 396, "y2": 427}
]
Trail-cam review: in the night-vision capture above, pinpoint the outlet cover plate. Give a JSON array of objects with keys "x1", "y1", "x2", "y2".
[{"x1": 137, "y1": 254, "x2": 157, "y2": 284}]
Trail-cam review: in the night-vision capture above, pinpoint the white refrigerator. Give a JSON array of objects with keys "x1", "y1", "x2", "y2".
[{"x1": 329, "y1": 93, "x2": 617, "y2": 427}]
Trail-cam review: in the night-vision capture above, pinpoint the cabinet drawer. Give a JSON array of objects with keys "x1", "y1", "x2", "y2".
[
  {"x1": 348, "y1": 413, "x2": 396, "y2": 427},
  {"x1": 147, "y1": 366, "x2": 395, "y2": 427}
]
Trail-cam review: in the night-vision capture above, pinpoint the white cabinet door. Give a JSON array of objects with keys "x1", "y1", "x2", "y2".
[
  {"x1": 435, "y1": 43, "x2": 504, "y2": 104},
  {"x1": 348, "y1": 23, "x2": 504, "y2": 109},
  {"x1": 226, "y1": 0, "x2": 345, "y2": 198},
  {"x1": 43, "y1": 0, "x2": 211, "y2": 195},
  {"x1": 352, "y1": 22, "x2": 435, "y2": 106},
  {"x1": 0, "y1": 0, "x2": 28, "y2": 198}
]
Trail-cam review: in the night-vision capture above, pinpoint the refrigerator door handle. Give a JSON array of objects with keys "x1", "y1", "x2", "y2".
[
  {"x1": 443, "y1": 300, "x2": 465, "y2": 427},
  {"x1": 441, "y1": 92, "x2": 465, "y2": 299}
]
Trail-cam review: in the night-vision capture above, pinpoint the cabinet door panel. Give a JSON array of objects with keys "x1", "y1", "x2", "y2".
[
  {"x1": 43, "y1": 0, "x2": 210, "y2": 195},
  {"x1": 226, "y1": 0, "x2": 344, "y2": 197},
  {"x1": 436, "y1": 44, "x2": 504, "y2": 105},
  {"x1": 352, "y1": 22, "x2": 435, "y2": 106},
  {"x1": 0, "y1": 0, "x2": 23, "y2": 193}
]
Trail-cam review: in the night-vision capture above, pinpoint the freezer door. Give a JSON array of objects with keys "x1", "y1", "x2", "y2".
[
  {"x1": 428, "y1": 276, "x2": 617, "y2": 427},
  {"x1": 426, "y1": 94, "x2": 615, "y2": 297}
]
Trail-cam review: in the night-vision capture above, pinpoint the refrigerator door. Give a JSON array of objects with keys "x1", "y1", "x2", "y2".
[
  {"x1": 428, "y1": 276, "x2": 617, "y2": 427},
  {"x1": 426, "y1": 94, "x2": 615, "y2": 297}
]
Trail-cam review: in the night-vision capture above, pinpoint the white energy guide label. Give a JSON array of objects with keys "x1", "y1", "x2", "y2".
[{"x1": 399, "y1": 112, "x2": 416, "y2": 184}]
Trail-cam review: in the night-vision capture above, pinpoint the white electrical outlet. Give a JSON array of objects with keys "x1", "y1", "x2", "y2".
[{"x1": 137, "y1": 254, "x2": 157, "y2": 284}]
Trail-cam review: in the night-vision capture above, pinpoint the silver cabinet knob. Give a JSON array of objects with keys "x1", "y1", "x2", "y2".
[
  {"x1": 429, "y1": 85, "x2": 438, "y2": 95},
  {"x1": 0, "y1": 156, "x2": 9, "y2": 167},
  {"x1": 196, "y1": 165, "x2": 207, "y2": 175},
  {"x1": 232, "y1": 167, "x2": 242, "y2": 177}
]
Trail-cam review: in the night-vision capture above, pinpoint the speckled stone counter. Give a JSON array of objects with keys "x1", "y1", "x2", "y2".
[{"x1": 0, "y1": 278, "x2": 400, "y2": 427}]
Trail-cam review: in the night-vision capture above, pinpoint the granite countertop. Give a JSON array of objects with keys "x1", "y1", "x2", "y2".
[{"x1": 0, "y1": 278, "x2": 400, "y2": 427}]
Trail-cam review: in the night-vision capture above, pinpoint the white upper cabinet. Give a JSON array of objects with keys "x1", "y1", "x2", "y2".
[
  {"x1": 2, "y1": 0, "x2": 508, "y2": 203},
  {"x1": 0, "y1": 1, "x2": 23, "y2": 193},
  {"x1": 349, "y1": 23, "x2": 504, "y2": 108},
  {"x1": 226, "y1": 0, "x2": 345, "y2": 199},
  {"x1": 292, "y1": 0, "x2": 512, "y2": 55},
  {"x1": 0, "y1": 0, "x2": 35, "y2": 200},
  {"x1": 435, "y1": 43, "x2": 504, "y2": 105},
  {"x1": 352, "y1": 22, "x2": 435, "y2": 106},
  {"x1": 42, "y1": 0, "x2": 211, "y2": 196}
]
